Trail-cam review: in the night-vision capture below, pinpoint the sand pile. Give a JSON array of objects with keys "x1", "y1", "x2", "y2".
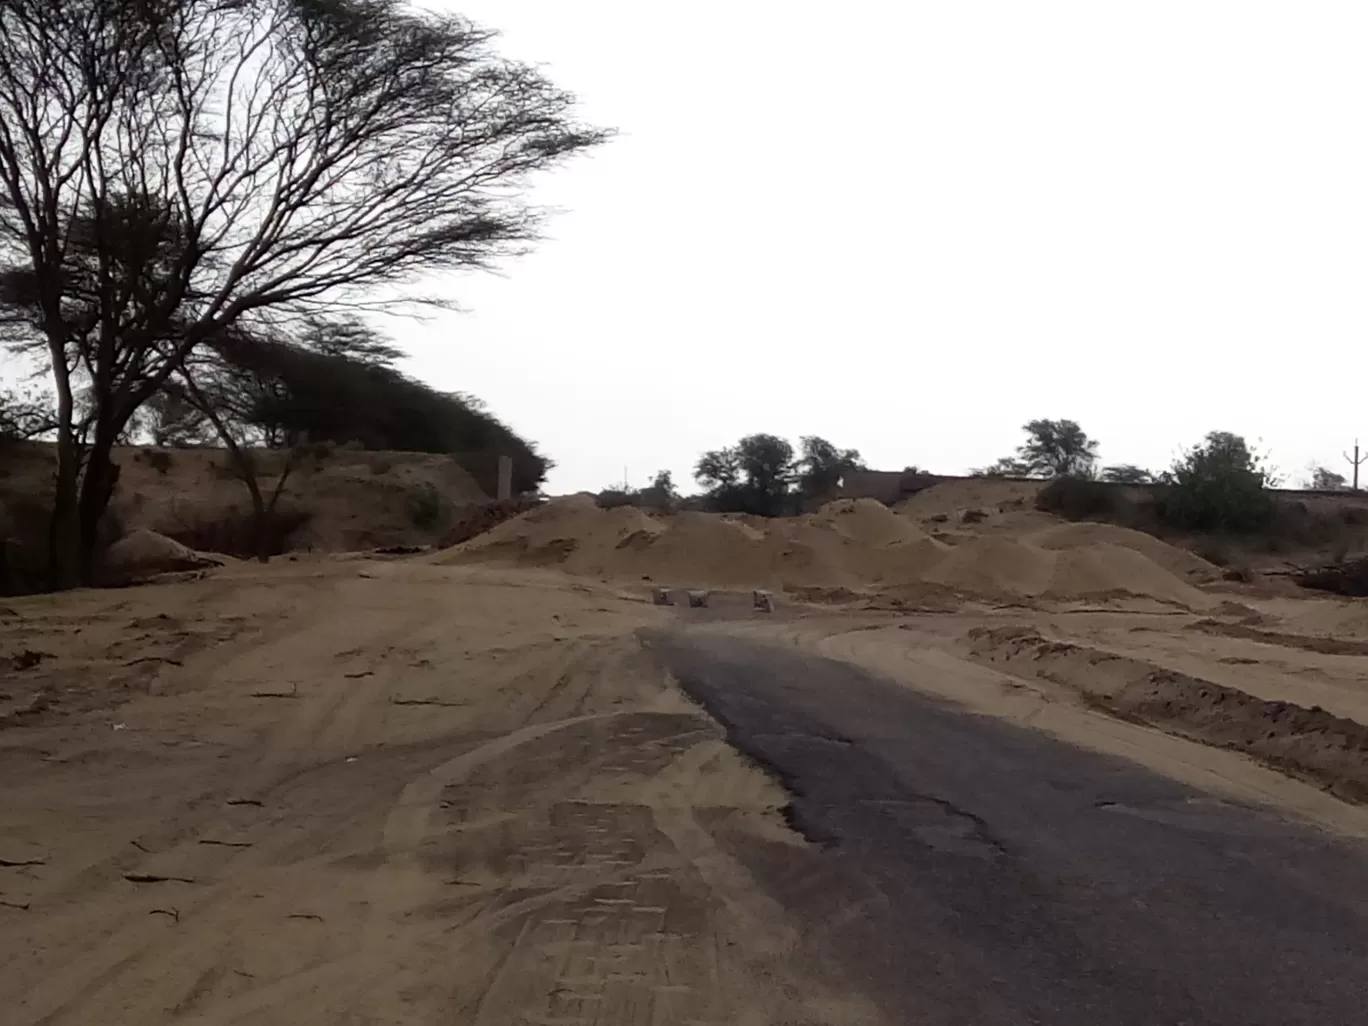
[
  {"x1": 100, "y1": 529, "x2": 223, "y2": 584},
  {"x1": 443, "y1": 497, "x2": 950, "y2": 590},
  {"x1": 810, "y1": 499, "x2": 932, "y2": 546},
  {"x1": 1027, "y1": 521, "x2": 1219, "y2": 581},
  {"x1": 923, "y1": 536, "x2": 1214, "y2": 608},
  {"x1": 446, "y1": 496, "x2": 1215, "y2": 608},
  {"x1": 897, "y1": 478, "x2": 1043, "y2": 518}
]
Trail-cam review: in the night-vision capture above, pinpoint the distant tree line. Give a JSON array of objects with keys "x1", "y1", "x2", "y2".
[
  {"x1": 598, "y1": 435, "x2": 865, "y2": 516},
  {"x1": 692, "y1": 434, "x2": 867, "y2": 516},
  {"x1": 978, "y1": 418, "x2": 1294, "y2": 534}
]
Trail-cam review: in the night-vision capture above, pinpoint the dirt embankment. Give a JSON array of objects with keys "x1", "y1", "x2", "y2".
[
  {"x1": 966, "y1": 626, "x2": 1368, "y2": 803},
  {"x1": 0, "y1": 442, "x2": 495, "y2": 590}
]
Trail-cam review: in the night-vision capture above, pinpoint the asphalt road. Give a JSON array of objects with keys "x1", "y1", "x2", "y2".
[{"x1": 647, "y1": 629, "x2": 1368, "y2": 1026}]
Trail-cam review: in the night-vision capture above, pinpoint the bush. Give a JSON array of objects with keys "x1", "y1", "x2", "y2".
[
  {"x1": 1161, "y1": 432, "x2": 1275, "y2": 533},
  {"x1": 145, "y1": 449, "x2": 173, "y2": 475},
  {"x1": 1034, "y1": 476, "x2": 1121, "y2": 521},
  {"x1": 596, "y1": 488, "x2": 635, "y2": 509},
  {"x1": 406, "y1": 485, "x2": 444, "y2": 529}
]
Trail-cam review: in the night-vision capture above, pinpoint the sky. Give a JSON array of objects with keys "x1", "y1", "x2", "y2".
[
  {"x1": 9, "y1": 3, "x2": 1365, "y2": 492},
  {"x1": 388, "y1": 1, "x2": 1368, "y2": 494}
]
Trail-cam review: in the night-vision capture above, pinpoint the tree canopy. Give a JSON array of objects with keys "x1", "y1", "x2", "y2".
[
  {"x1": 0, "y1": 0, "x2": 606, "y2": 584},
  {"x1": 1017, "y1": 419, "x2": 1099, "y2": 478},
  {"x1": 695, "y1": 433, "x2": 796, "y2": 516},
  {"x1": 796, "y1": 436, "x2": 865, "y2": 500},
  {"x1": 190, "y1": 326, "x2": 551, "y2": 495},
  {"x1": 0, "y1": 387, "x2": 56, "y2": 441}
]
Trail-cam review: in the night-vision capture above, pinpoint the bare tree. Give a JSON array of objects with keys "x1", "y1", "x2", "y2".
[{"x1": 0, "y1": 0, "x2": 608, "y2": 586}]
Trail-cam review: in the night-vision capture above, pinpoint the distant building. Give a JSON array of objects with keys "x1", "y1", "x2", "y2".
[{"x1": 815, "y1": 468, "x2": 950, "y2": 508}]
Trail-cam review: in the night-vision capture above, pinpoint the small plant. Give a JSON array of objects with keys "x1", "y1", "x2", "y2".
[{"x1": 406, "y1": 484, "x2": 444, "y2": 528}]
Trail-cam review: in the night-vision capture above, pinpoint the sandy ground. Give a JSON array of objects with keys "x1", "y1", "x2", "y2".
[
  {"x1": 5, "y1": 491, "x2": 1368, "y2": 1023},
  {"x1": 3, "y1": 562, "x2": 887, "y2": 1026}
]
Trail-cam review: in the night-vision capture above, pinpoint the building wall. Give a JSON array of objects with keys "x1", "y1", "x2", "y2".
[{"x1": 836, "y1": 469, "x2": 950, "y2": 504}]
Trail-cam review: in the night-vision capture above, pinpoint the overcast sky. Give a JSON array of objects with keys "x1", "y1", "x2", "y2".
[{"x1": 399, "y1": 4, "x2": 1366, "y2": 491}]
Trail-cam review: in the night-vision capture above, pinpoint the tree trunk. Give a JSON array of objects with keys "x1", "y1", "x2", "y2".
[
  {"x1": 75, "y1": 423, "x2": 122, "y2": 586},
  {"x1": 47, "y1": 419, "x2": 82, "y2": 592},
  {"x1": 244, "y1": 470, "x2": 271, "y2": 564}
]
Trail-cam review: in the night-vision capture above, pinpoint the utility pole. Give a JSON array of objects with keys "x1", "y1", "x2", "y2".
[{"x1": 1344, "y1": 440, "x2": 1366, "y2": 491}]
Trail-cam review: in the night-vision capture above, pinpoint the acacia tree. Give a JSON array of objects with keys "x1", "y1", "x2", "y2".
[
  {"x1": 796, "y1": 435, "x2": 864, "y2": 500},
  {"x1": 0, "y1": 0, "x2": 608, "y2": 586},
  {"x1": 980, "y1": 419, "x2": 1098, "y2": 478},
  {"x1": 1017, "y1": 419, "x2": 1099, "y2": 477},
  {"x1": 695, "y1": 434, "x2": 795, "y2": 516}
]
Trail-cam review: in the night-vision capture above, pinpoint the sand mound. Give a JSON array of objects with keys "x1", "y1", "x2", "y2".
[
  {"x1": 443, "y1": 498, "x2": 949, "y2": 590},
  {"x1": 445, "y1": 498, "x2": 1210, "y2": 608},
  {"x1": 922, "y1": 537, "x2": 1053, "y2": 595},
  {"x1": 100, "y1": 529, "x2": 222, "y2": 584},
  {"x1": 810, "y1": 499, "x2": 931, "y2": 546},
  {"x1": 897, "y1": 478, "x2": 1043, "y2": 518},
  {"x1": 924, "y1": 536, "x2": 1213, "y2": 608},
  {"x1": 1028, "y1": 521, "x2": 1219, "y2": 581}
]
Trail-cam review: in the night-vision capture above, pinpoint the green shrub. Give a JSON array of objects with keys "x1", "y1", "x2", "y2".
[
  {"x1": 1160, "y1": 432, "x2": 1275, "y2": 533},
  {"x1": 406, "y1": 485, "x2": 444, "y2": 528},
  {"x1": 596, "y1": 488, "x2": 635, "y2": 509}
]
